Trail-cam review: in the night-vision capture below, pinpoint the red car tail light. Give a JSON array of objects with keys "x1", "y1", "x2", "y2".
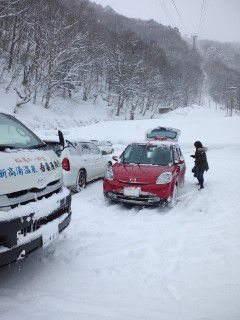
[{"x1": 62, "y1": 157, "x2": 70, "y2": 171}]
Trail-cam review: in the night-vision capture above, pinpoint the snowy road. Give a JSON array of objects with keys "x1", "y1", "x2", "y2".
[{"x1": 1, "y1": 107, "x2": 240, "y2": 320}]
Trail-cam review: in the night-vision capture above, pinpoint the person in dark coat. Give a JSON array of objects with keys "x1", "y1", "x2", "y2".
[{"x1": 191, "y1": 141, "x2": 209, "y2": 189}]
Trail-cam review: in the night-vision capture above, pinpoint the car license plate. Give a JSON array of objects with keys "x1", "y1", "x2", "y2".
[
  {"x1": 124, "y1": 187, "x2": 141, "y2": 197},
  {"x1": 42, "y1": 222, "x2": 59, "y2": 248}
]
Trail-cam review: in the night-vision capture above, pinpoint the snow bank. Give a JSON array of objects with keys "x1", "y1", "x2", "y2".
[{"x1": 55, "y1": 105, "x2": 240, "y2": 149}]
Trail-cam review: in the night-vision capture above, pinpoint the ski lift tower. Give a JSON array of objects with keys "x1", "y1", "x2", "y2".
[{"x1": 192, "y1": 34, "x2": 198, "y2": 50}]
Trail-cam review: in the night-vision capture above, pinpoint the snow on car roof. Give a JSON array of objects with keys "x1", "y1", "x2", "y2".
[
  {"x1": 146, "y1": 126, "x2": 180, "y2": 133},
  {"x1": 132, "y1": 139, "x2": 178, "y2": 147}
]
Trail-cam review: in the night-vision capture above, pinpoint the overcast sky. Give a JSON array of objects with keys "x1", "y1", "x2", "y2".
[{"x1": 93, "y1": 0, "x2": 240, "y2": 43}]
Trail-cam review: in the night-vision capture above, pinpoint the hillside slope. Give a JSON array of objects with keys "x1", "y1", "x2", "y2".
[
  {"x1": 0, "y1": 0, "x2": 203, "y2": 119},
  {"x1": 199, "y1": 40, "x2": 240, "y2": 111}
]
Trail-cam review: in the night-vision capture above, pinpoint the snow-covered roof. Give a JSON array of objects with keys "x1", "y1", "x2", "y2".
[{"x1": 132, "y1": 139, "x2": 178, "y2": 147}]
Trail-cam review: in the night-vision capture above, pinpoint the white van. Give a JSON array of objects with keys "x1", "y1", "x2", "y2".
[{"x1": 0, "y1": 113, "x2": 71, "y2": 267}]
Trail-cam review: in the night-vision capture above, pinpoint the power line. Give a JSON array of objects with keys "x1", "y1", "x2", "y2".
[
  {"x1": 198, "y1": 0, "x2": 206, "y2": 35},
  {"x1": 169, "y1": 0, "x2": 189, "y2": 34},
  {"x1": 199, "y1": 0, "x2": 209, "y2": 36},
  {"x1": 197, "y1": 0, "x2": 209, "y2": 37},
  {"x1": 156, "y1": 0, "x2": 177, "y2": 27},
  {"x1": 157, "y1": 0, "x2": 210, "y2": 39}
]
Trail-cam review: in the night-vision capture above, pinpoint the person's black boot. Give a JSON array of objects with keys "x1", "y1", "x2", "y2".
[{"x1": 198, "y1": 185, "x2": 204, "y2": 190}]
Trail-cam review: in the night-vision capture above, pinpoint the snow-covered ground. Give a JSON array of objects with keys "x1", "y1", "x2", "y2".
[{"x1": 1, "y1": 105, "x2": 240, "y2": 320}]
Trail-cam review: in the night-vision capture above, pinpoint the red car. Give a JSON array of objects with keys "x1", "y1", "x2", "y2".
[{"x1": 103, "y1": 139, "x2": 186, "y2": 207}]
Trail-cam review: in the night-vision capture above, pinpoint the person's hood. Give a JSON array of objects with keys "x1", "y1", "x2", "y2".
[{"x1": 197, "y1": 147, "x2": 208, "y2": 152}]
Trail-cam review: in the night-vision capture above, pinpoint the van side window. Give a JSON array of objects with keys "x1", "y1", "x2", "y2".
[
  {"x1": 88, "y1": 143, "x2": 101, "y2": 155},
  {"x1": 69, "y1": 143, "x2": 79, "y2": 155},
  {"x1": 78, "y1": 143, "x2": 91, "y2": 155}
]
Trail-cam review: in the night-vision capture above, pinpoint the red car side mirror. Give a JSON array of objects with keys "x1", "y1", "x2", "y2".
[
  {"x1": 112, "y1": 156, "x2": 119, "y2": 162},
  {"x1": 174, "y1": 159, "x2": 184, "y2": 165}
]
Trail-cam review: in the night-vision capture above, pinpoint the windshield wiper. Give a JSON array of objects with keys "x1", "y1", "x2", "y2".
[
  {"x1": 0, "y1": 145, "x2": 17, "y2": 151},
  {"x1": 27, "y1": 144, "x2": 48, "y2": 150}
]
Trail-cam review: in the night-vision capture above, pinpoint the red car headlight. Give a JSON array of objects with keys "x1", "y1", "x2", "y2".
[
  {"x1": 156, "y1": 172, "x2": 173, "y2": 184},
  {"x1": 105, "y1": 166, "x2": 114, "y2": 180}
]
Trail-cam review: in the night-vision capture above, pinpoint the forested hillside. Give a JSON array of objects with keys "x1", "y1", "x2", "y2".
[
  {"x1": 200, "y1": 40, "x2": 240, "y2": 114},
  {"x1": 0, "y1": 0, "x2": 203, "y2": 118}
]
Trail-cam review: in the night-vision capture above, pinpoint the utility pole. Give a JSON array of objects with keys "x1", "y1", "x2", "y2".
[
  {"x1": 229, "y1": 86, "x2": 237, "y2": 117},
  {"x1": 225, "y1": 91, "x2": 229, "y2": 116},
  {"x1": 192, "y1": 34, "x2": 198, "y2": 50},
  {"x1": 230, "y1": 95, "x2": 234, "y2": 117},
  {"x1": 199, "y1": 90, "x2": 202, "y2": 106}
]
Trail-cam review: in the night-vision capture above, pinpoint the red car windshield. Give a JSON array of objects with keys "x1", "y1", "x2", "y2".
[{"x1": 121, "y1": 145, "x2": 172, "y2": 166}]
